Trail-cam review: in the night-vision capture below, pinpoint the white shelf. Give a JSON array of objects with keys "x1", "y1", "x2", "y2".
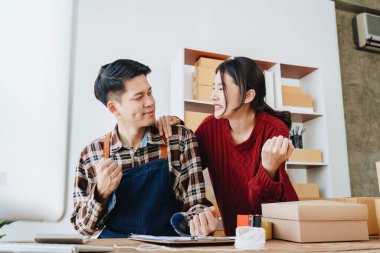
[
  {"x1": 289, "y1": 111, "x2": 324, "y2": 123},
  {"x1": 184, "y1": 99, "x2": 213, "y2": 105},
  {"x1": 286, "y1": 162, "x2": 328, "y2": 168},
  {"x1": 171, "y1": 47, "x2": 351, "y2": 198}
]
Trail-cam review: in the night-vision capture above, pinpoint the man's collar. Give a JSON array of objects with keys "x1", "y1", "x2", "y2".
[{"x1": 110, "y1": 125, "x2": 165, "y2": 153}]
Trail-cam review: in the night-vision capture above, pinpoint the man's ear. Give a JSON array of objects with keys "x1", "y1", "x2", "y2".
[
  {"x1": 107, "y1": 100, "x2": 120, "y2": 116},
  {"x1": 244, "y1": 89, "x2": 256, "y2": 104}
]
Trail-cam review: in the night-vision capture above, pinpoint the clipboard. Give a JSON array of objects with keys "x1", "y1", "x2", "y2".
[{"x1": 128, "y1": 234, "x2": 235, "y2": 246}]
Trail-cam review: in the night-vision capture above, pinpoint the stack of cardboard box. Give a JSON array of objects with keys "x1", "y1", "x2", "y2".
[
  {"x1": 262, "y1": 171, "x2": 380, "y2": 242},
  {"x1": 284, "y1": 177, "x2": 380, "y2": 239},
  {"x1": 262, "y1": 200, "x2": 369, "y2": 242},
  {"x1": 192, "y1": 57, "x2": 224, "y2": 101}
]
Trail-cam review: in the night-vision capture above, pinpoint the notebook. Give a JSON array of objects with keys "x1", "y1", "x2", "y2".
[
  {"x1": 127, "y1": 234, "x2": 235, "y2": 246},
  {"x1": 34, "y1": 233, "x2": 89, "y2": 244}
]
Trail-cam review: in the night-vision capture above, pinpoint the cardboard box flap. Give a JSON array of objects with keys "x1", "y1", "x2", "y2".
[{"x1": 262, "y1": 200, "x2": 368, "y2": 221}]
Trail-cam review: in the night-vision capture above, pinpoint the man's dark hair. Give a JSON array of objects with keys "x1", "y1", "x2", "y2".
[{"x1": 94, "y1": 59, "x2": 151, "y2": 106}]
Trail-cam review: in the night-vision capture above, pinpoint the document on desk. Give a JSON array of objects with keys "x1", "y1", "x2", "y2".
[
  {"x1": 0, "y1": 242, "x2": 114, "y2": 253},
  {"x1": 128, "y1": 234, "x2": 235, "y2": 245}
]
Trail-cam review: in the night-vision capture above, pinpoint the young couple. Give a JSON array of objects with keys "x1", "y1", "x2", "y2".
[{"x1": 70, "y1": 57, "x2": 298, "y2": 238}]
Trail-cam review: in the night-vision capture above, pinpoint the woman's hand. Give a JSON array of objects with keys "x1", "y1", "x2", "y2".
[
  {"x1": 155, "y1": 115, "x2": 182, "y2": 138},
  {"x1": 261, "y1": 135, "x2": 294, "y2": 179}
]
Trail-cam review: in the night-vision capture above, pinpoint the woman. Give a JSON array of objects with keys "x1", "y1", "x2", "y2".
[{"x1": 158, "y1": 57, "x2": 298, "y2": 236}]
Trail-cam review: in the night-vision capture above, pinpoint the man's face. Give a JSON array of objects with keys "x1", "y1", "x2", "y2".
[{"x1": 111, "y1": 74, "x2": 156, "y2": 128}]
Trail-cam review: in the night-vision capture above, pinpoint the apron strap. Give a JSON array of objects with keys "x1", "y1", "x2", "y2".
[
  {"x1": 103, "y1": 132, "x2": 112, "y2": 159},
  {"x1": 161, "y1": 138, "x2": 168, "y2": 159}
]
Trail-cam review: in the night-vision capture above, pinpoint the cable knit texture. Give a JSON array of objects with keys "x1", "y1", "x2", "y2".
[{"x1": 195, "y1": 112, "x2": 298, "y2": 236}]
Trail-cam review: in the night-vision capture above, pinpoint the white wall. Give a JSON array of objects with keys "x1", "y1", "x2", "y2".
[
  {"x1": 1, "y1": 0, "x2": 349, "y2": 240},
  {"x1": 0, "y1": 0, "x2": 75, "y2": 240}
]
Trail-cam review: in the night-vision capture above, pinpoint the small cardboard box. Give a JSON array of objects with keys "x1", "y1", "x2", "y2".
[
  {"x1": 261, "y1": 221, "x2": 272, "y2": 240},
  {"x1": 195, "y1": 57, "x2": 224, "y2": 70},
  {"x1": 184, "y1": 111, "x2": 209, "y2": 132},
  {"x1": 293, "y1": 183, "x2": 320, "y2": 200},
  {"x1": 282, "y1": 92, "x2": 313, "y2": 108},
  {"x1": 262, "y1": 200, "x2": 369, "y2": 243},
  {"x1": 282, "y1": 85, "x2": 304, "y2": 94},
  {"x1": 288, "y1": 149, "x2": 322, "y2": 163}
]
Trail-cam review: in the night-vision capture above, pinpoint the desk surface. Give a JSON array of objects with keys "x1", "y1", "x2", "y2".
[{"x1": 86, "y1": 238, "x2": 380, "y2": 252}]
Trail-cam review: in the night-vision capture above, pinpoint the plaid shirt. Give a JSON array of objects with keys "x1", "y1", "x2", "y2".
[{"x1": 70, "y1": 125, "x2": 211, "y2": 237}]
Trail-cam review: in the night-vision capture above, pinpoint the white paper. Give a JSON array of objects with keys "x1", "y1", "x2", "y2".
[{"x1": 264, "y1": 71, "x2": 275, "y2": 108}]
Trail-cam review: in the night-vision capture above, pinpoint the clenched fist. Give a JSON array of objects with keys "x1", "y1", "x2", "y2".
[
  {"x1": 95, "y1": 158, "x2": 122, "y2": 203},
  {"x1": 261, "y1": 135, "x2": 294, "y2": 179}
]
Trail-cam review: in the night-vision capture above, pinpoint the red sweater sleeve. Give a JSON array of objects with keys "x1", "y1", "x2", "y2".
[{"x1": 247, "y1": 123, "x2": 299, "y2": 214}]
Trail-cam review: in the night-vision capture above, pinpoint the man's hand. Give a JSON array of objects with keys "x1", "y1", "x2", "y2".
[
  {"x1": 189, "y1": 206, "x2": 220, "y2": 236},
  {"x1": 95, "y1": 158, "x2": 122, "y2": 204},
  {"x1": 261, "y1": 135, "x2": 294, "y2": 179},
  {"x1": 155, "y1": 115, "x2": 181, "y2": 138}
]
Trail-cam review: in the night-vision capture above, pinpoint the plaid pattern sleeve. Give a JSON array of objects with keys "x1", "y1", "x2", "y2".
[
  {"x1": 70, "y1": 138, "x2": 110, "y2": 237},
  {"x1": 167, "y1": 126, "x2": 213, "y2": 235}
]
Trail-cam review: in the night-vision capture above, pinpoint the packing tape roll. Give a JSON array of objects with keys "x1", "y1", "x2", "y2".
[{"x1": 234, "y1": 226, "x2": 266, "y2": 250}]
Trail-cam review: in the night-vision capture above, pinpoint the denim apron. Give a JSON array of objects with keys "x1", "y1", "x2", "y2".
[{"x1": 98, "y1": 132, "x2": 182, "y2": 238}]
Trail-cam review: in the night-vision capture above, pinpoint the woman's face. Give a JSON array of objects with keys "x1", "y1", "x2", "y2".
[{"x1": 211, "y1": 71, "x2": 241, "y2": 119}]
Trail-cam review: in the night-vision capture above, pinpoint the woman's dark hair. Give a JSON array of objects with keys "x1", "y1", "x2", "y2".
[
  {"x1": 216, "y1": 57, "x2": 291, "y2": 129},
  {"x1": 94, "y1": 59, "x2": 151, "y2": 106}
]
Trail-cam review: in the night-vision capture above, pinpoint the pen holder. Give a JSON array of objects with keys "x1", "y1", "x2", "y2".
[{"x1": 292, "y1": 135, "x2": 303, "y2": 149}]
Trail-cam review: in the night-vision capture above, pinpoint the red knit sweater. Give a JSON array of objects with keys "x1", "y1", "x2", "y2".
[{"x1": 195, "y1": 112, "x2": 298, "y2": 236}]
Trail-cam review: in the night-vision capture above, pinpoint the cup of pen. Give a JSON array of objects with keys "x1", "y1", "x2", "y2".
[
  {"x1": 292, "y1": 134, "x2": 303, "y2": 148},
  {"x1": 290, "y1": 126, "x2": 305, "y2": 149}
]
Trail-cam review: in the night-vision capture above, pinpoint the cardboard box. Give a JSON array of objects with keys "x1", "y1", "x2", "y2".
[
  {"x1": 375, "y1": 199, "x2": 380, "y2": 238},
  {"x1": 288, "y1": 149, "x2": 322, "y2": 163},
  {"x1": 193, "y1": 66, "x2": 215, "y2": 86},
  {"x1": 282, "y1": 85, "x2": 304, "y2": 94},
  {"x1": 376, "y1": 162, "x2": 380, "y2": 192},
  {"x1": 262, "y1": 200, "x2": 369, "y2": 242},
  {"x1": 184, "y1": 111, "x2": 209, "y2": 132},
  {"x1": 316, "y1": 197, "x2": 379, "y2": 235},
  {"x1": 343, "y1": 197, "x2": 379, "y2": 235},
  {"x1": 282, "y1": 92, "x2": 313, "y2": 108},
  {"x1": 192, "y1": 84, "x2": 212, "y2": 101},
  {"x1": 261, "y1": 221, "x2": 272, "y2": 240},
  {"x1": 195, "y1": 57, "x2": 224, "y2": 70},
  {"x1": 192, "y1": 66, "x2": 215, "y2": 101},
  {"x1": 293, "y1": 183, "x2": 320, "y2": 200}
]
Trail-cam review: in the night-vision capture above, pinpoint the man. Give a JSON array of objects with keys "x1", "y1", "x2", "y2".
[{"x1": 70, "y1": 59, "x2": 218, "y2": 238}]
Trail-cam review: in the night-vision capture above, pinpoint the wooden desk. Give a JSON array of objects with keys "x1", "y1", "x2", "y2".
[{"x1": 87, "y1": 238, "x2": 380, "y2": 252}]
